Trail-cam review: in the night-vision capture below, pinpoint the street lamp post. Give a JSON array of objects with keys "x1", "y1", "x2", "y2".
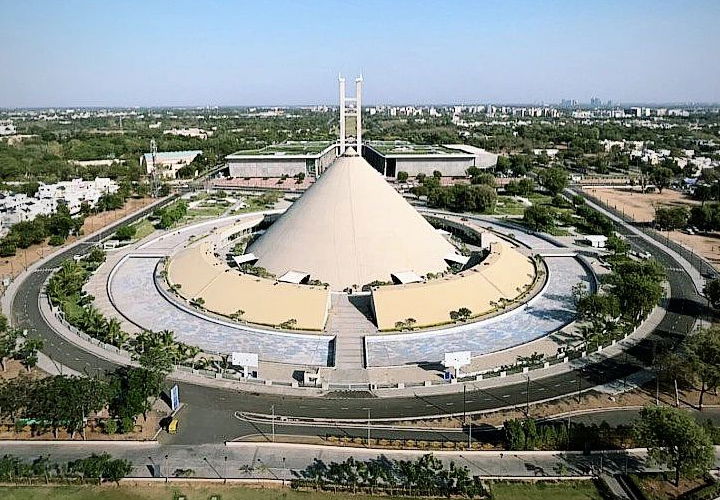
[
  {"x1": 462, "y1": 384, "x2": 467, "y2": 424},
  {"x1": 525, "y1": 376, "x2": 530, "y2": 417},
  {"x1": 367, "y1": 409, "x2": 371, "y2": 446}
]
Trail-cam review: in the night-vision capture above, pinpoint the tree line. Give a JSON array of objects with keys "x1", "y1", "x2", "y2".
[
  {"x1": 503, "y1": 405, "x2": 716, "y2": 487},
  {"x1": 46, "y1": 248, "x2": 201, "y2": 371},
  {"x1": 655, "y1": 203, "x2": 720, "y2": 232},
  {"x1": 0, "y1": 452, "x2": 131, "y2": 485},
  {"x1": 0, "y1": 367, "x2": 163, "y2": 438},
  {"x1": 292, "y1": 454, "x2": 486, "y2": 498}
]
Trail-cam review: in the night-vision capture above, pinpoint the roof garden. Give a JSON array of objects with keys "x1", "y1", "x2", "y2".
[
  {"x1": 228, "y1": 141, "x2": 334, "y2": 157},
  {"x1": 366, "y1": 141, "x2": 466, "y2": 156}
]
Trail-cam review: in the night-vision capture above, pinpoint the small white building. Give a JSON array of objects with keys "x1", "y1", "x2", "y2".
[
  {"x1": 141, "y1": 150, "x2": 202, "y2": 178},
  {"x1": 580, "y1": 235, "x2": 608, "y2": 248}
]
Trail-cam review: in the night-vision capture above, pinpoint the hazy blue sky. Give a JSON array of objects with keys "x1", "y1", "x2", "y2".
[{"x1": 1, "y1": 0, "x2": 719, "y2": 107}]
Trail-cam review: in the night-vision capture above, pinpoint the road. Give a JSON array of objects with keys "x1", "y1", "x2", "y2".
[{"x1": 7, "y1": 195, "x2": 711, "y2": 444}]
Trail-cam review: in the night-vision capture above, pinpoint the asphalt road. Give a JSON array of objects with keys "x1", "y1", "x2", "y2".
[{"x1": 8, "y1": 197, "x2": 711, "y2": 444}]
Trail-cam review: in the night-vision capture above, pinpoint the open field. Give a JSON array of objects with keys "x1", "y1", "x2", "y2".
[
  {"x1": 0, "y1": 481, "x2": 604, "y2": 500},
  {"x1": 585, "y1": 187, "x2": 719, "y2": 270},
  {"x1": 0, "y1": 485, "x2": 393, "y2": 500},
  {"x1": 667, "y1": 229, "x2": 720, "y2": 270},
  {"x1": 489, "y1": 480, "x2": 603, "y2": 499},
  {"x1": 584, "y1": 187, "x2": 698, "y2": 223}
]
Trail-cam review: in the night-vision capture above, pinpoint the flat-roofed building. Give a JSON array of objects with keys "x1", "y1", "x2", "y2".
[
  {"x1": 225, "y1": 141, "x2": 338, "y2": 178},
  {"x1": 363, "y1": 141, "x2": 497, "y2": 178}
]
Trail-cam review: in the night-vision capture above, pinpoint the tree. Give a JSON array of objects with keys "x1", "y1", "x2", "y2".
[
  {"x1": 634, "y1": 406, "x2": 714, "y2": 486},
  {"x1": 704, "y1": 278, "x2": 720, "y2": 309},
  {"x1": 603, "y1": 260, "x2": 665, "y2": 322},
  {"x1": 606, "y1": 234, "x2": 629, "y2": 255},
  {"x1": 689, "y1": 203, "x2": 720, "y2": 232},
  {"x1": 655, "y1": 206, "x2": 689, "y2": 230},
  {"x1": 396, "y1": 171, "x2": 409, "y2": 182},
  {"x1": 13, "y1": 338, "x2": 43, "y2": 372},
  {"x1": 0, "y1": 327, "x2": 20, "y2": 371},
  {"x1": 470, "y1": 173, "x2": 496, "y2": 187},
  {"x1": 523, "y1": 205, "x2": 555, "y2": 232},
  {"x1": 650, "y1": 167, "x2": 674, "y2": 193},
  {"x1": 538, "y1": 167, "x2": 568, "y2": 195},
  {"x1": 109, "y1": 367, "x2": 164, "y2": 420},
  {"x1": 682, "y1": 326, "x2": 720, "y2": 410},
  {"x1": 115, "y1": 224, "x2": 137, "y2": 241}
]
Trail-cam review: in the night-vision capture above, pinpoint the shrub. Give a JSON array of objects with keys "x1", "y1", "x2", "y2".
[
  {"x1": 48, "y1": 234, "x2": 66, "y2": 246},
  {"x1": 120, "y1": 416, "x2": 135, "y2": 434},
  {"x1": 103, "y1": 419, "x2": 118, "y2": 434}
]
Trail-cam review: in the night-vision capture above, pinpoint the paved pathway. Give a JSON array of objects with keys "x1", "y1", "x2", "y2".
[
  {"x1": 326, "y1": 294, "x2": 374, "y2": 372},
  {"x1": 4, "y1": 441, "x2": 718, "y2": 480}
]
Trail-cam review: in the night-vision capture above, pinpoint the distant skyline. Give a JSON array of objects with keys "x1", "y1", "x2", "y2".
[{"x1": 1, "y1": 0, "x2": 719, "y2": 108}]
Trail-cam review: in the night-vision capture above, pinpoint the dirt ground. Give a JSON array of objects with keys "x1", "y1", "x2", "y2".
[
  {"x1": 638, "y1": 475, "x2": 711, "y2": 500},
  {"x1": 0, "y1": 197, "x2": 156, "y2": 283},
  {"x1": 585, "y1": 187, "x2": 698, "y2": 223},
  {"x1": 667, "y1": 229, "x2": 720, "y2": 270},
  {"x1": 585, "y1": 187, "x2": 719, "y2": 270}
]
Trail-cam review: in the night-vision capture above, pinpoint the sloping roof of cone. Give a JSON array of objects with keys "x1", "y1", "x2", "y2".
[{"x1": 248, "y1": 153, "x2": 455, "y2": 290}]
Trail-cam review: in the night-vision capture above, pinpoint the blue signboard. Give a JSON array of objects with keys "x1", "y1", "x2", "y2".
[{"x1": 170, "y1": 384, "x2": 180, "y2": 411}]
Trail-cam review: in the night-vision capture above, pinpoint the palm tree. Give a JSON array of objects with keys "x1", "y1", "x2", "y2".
[{"x1": 105, "y1": 318, "x2": 128, "y2": 347}]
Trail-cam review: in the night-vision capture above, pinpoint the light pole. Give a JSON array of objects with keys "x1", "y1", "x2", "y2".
[
  {"x1": 462, "y1": 384, "x2": 467, "y2": 424},
  {"x1": 271, "y1": 404, "x2": 275, "y2": 443},
  {"x1": 525, "y1": 376, "x2": 530, "y2": 417},
  {"x1": 467, "y1": 420, "x2": 472, "y2": 449},
  {"x1": 367, "y1": 409, "x2": 371, "y2": 446}
]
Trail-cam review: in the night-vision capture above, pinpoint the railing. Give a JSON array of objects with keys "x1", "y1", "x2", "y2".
[{"x1": 579, "y1": 188, "x2": 719, "y2": 280}]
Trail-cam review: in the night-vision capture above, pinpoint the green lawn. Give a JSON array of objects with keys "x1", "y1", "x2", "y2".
[
  {"x1": 0, "y1": 485, "x2": 396, "y2": 500},
  {"x1": 495, "y1": 196, "x2": 530, "y2": 216},
  {"x1": 131, "y1": 219, "x2": 156, "y2": 241},
  {"x1": 0, "y1": 481, "x2": 604, "y2": 500},
  {"x1": 489, "y1": 480, "x2": 603, "y2": 500}
]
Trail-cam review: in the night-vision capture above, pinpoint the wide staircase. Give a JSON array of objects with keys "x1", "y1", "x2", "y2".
[{"x1": 325, "y1": 293, "x2": 377, "y2": 385}]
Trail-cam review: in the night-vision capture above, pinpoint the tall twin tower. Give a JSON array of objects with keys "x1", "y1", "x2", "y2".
[{"x1": 338, "y1": 75, "x2": 362, "y2": 156}]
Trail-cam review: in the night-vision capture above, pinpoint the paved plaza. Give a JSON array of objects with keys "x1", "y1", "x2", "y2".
[
  {"x1": 110, "y1": 256, "x2": 334, "y2": 366},
  {"x1": 365, "y1": 256, "x2": 589, "y2": 366}
]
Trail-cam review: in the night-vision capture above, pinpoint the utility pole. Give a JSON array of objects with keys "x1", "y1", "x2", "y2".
[
  {"x1": 271, "y1": 404, "x2": 275, "y2": 442},
  {"x1": 462, "y1": 384, "x2": 467, "y2": 424},
  {"x1": 367, "y1": 409, "x2": 371, "y2": 446},
  {"x1": 525, "y1": 376, "x2": 530, "y2": 417}
]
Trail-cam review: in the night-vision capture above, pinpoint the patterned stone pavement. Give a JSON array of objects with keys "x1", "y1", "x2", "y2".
[
  {"x1": 364, "y1": 256, "x2": 589, "y2": 367},
  {"x1": 109, "y1": 256, "x2": 333, "y2": 366}
]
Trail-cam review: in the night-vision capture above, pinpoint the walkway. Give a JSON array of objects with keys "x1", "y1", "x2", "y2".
[
  {"x1": 325, "y1": 294, "x2": 375, "y2": 383},
  {"x1": 3, "y1": 441, "x2": 715, "y2": 480}
]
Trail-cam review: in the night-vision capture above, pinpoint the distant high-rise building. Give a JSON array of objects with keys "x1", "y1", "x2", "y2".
[{"x1": 590, "y1": 97, "x2": 602, "y2": 107}]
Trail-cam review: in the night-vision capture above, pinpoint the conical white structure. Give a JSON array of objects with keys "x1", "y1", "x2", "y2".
[{"x1": 249, "y1": 153, "x2": 455, "y2": 290}]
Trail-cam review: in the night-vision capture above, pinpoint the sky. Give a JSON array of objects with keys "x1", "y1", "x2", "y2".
[{"x1": 1, "y1": 0, "x2": 719, "y2": 107}]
